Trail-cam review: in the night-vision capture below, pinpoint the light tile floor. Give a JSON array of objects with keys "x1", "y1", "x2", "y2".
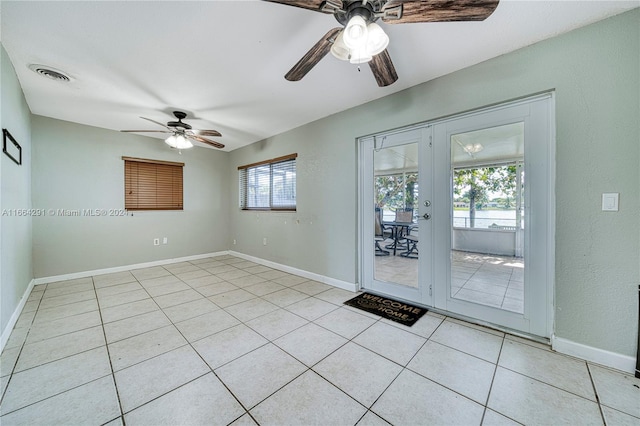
[
  {"x1": 1, "y1": 254, "x2": 638, "y2": 425},
  {"x1": 452, "y1": 251, "x2": 524, "y2": 314},
  {"x1": 376, "y1": 250, "x2": 525, "y2": 313}
]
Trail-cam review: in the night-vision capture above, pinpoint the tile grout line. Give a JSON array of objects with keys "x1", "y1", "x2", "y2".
[
  {"x1": 585, "y1": 362, "x2": 607, "y2": 425},
  {"x1": 106, "y1": 275, "x2": 194, "y2": 372},
  {"x1": 5, "y1": 329, "x2": 107, "y2": 376},
  {"x1": 2, "y1": 258, "x2": 330, "y2": 423},
  {"x1": 0, "y1": 287, "x2": 47, "y2": 410},
  {"x1": 305, "y1": 307, "x2": 438, "y2": 423},
  {"x1": 104, "y1": 263, "x2": 335, "y2": 372},
  {"x1": 427, "y1": 322, "x2": 505, "y2": 366},
  {"x1": 480, "y1": 334, "x2": 506, "y2": 425},
  {"x1": 359, "y1": 318, "x2": 432, "y2": 420},
  {"x1": 175, "y1": 277, "x2": 369, "y2": 422},
  {"x1": 127, "y1": 265, "x2": 260, "y2": 423},
  {"x1": 3, "y1": 254, "x2": 577, "y2": 425},
  {"x1": 388, "y1": 316, "x2": 511, "y2": 422},
  {"x1": 92, "y1": 275, "x2": 127, "y2": 425},
  {"x1": 0, "y1": 282, "x2": 115, "y2": 419},
  {"x1": 101, "y1": 267, "x2": 214, "y2": 420},
  {"x1": 239, "y1": 306, "x2": 382, "y2": 421},
  {"x1": 496, "y1": 363, "x2": 604, "y2": 404},
  {"x1": 0, "y1": 375, "x2": 116, "y2": 419}
]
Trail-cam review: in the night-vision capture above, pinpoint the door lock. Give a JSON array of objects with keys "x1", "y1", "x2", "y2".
[{"x1": 423, "y1": 213, "x2": 431, "y2": 220}]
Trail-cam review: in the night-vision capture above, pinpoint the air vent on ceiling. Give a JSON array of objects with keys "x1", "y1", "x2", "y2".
[{"x1": 28, "y1": 64, "x2": 73, "y2": 82}]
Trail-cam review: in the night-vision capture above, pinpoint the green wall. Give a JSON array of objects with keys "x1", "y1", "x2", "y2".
[
  {"x1": 3, "y1": 9, "x2": 637, "y2": 361},
  {"x1": 0, "y1": 45, "x2": 33, "y2": 336},
  {"x1": 31, "y1": 117, "x2": 231, "y2": 277},
  {"x1": 229, "y1": 9, "x2": 639, "y2": 357}
]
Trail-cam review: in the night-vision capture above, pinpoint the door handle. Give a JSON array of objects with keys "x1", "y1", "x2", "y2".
[{"x1": 423, "y1": 213, "x2": 431, "y2": 220}]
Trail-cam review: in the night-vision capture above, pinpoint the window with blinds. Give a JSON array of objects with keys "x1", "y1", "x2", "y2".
[
  {"x1": 238, "y1": 154, "x2": 297, "y2": 211},
  {"x1": 123, "y1": 157, "x2": 184, "y2": 210}
]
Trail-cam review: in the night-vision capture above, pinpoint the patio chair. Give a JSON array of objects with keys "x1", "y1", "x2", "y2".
[
  {"x1": 393, "y1": 208, "x2": 414, "y2": 251},
  {"x1": 375, "y1": 212, "x2": 391, "y2": 256},
  {"x1": 394, "y1": 208, "x2": 413, "y2": 223},
  {"x1": 400, "y1": 236, "x2": 419, "y2": 258}
]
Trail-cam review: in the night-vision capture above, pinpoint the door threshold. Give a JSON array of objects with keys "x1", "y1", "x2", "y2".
[{"x1": 427, "y1": 306, "x2": 550, "y2": 345}]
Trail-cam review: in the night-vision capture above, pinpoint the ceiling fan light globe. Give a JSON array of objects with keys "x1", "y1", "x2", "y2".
[
  {"x1": 343, "y1": 15, "x2": 368, "y2": 49},
  {"x1": 174, "y1": 134, "x2": 193, "y2": 149},
  {"x1": 179, "y1": 140, "x2": 194, "y2": 149},
  {"x1": 464, "y1": 143, "x2": 484, "y2": 154},
  {"x1": 349, "y1": 47, "x2": 372, "y2": 64},
  {"x1": 165, "y1": 134, "x2": 178, "y2": 148},
  {"x1": 330, "y1": 31, "x2": 350, "y2": 61},
  {"x1": 366, "y1": 23, "x2": 389, "y2": 56}
]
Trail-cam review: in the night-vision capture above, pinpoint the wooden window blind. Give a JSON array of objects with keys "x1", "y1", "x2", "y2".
[
  {"x1": 238, "y1": 153, "x2": 297, "y2": 211},
  {"x1": 123, "y1": 157, "x2": 184, "y2": 210}
]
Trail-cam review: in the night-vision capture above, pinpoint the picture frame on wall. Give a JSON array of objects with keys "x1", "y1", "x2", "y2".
[{"x1": 2, "y1": 129, "x2": 22, "y2": 165}]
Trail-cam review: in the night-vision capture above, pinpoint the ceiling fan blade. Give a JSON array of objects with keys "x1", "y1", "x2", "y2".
[
  {"x1": 120, "y1": 130, "x2": 171, "y2": 133},
  {"x1": 189, "y1": 135, "x2": 225, "y2": 149},
  {"x1": 369, "y1": 50, "x2": 398, "y2": 87},
  {"x1": 194, "y1": 129, "x2": 222, "y2": 137},
  {"x1": 262, "y1": 0, "x2": 340, "y2": 14},
  {"x1": 285, "y1": 27, "x2": 342, "y2": 82},
  {"x1": 382, "y1": 0, "x2": 499, "y2": 24},
  {"x1": 140, "y1": 116, "x2": 171, "y2": 129}
]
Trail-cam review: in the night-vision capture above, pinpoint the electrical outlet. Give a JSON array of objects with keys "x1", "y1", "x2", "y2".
[
  {"x1": 153, "y1": 238, "x2": 160, "y2": 246},
  {"x1": 162, "y1": 237, "x2": 168, "y2": 244},
  {"x1": 263, "y1": 237, "x2": 267, "y2": 246}
]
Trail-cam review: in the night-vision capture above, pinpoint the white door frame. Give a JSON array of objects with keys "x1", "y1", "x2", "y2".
[
  {"x1": 359, "y1": 93, "x2": 555, "y2": 338},
  {"x1": 359, "y1": 126, "x2": 433, "y2": 306},
  {"x1": 433, "y1": 94, "x2": 555, "y2": 337}
]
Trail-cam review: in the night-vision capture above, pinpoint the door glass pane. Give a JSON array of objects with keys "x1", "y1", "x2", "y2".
[
  {"x1": 374, "y1": 142, "x2": 419, "y2": 288},
  {"x1": 450, "y1": 123, "x2": 525, "y2": 313}
]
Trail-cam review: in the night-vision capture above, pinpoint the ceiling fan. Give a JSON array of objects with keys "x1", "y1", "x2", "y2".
[
  {"x1": 121, "y1": 111, "x2": 224, "y2": 149},
  {"x1": 264, "y1": 0, "x2": 500, "y2": 87}
]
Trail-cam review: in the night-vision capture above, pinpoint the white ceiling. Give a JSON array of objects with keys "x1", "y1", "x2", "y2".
[
  {"x1": 451, "y1": 121, "x2": 524, "y2": 167},
  {"x1": 1, "y1": 1, "x2": 637, "y2": 152}
]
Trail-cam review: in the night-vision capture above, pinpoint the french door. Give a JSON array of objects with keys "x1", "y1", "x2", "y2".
[
  {"x1": 360, "y1": 94, "x2": 554, "y2": 337},
  {"x1": 360, "y1": 126, "x2": 433, "y2": 306}
]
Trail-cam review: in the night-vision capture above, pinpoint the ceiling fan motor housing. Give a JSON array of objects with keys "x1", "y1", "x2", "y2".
[
  {"x1": 335, "y1": 0, "x2": 383, "y2": 25},
  {"x1": 167, "y1": 111, "x2": 192, "y2": 130}
]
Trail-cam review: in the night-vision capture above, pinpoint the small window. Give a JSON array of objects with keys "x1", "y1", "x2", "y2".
[
  {"x1": 238, "y1": 154, "x2": 297, "y2": 211},
  {"x1": 123, "y1": 157, "x2": 184, "y2": 210}
]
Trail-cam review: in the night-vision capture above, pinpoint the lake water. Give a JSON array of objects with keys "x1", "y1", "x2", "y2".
[
  {"x1": 383, "y1": 209, "x2": 520, "y2": 229},
  {"x1": 453, "y1": 210, "x2": 520, "y2": 229}
]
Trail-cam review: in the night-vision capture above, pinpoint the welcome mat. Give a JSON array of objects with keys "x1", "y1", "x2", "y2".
[{"x1": 344, "y1": 293, "x2": 427, "y2": 327}]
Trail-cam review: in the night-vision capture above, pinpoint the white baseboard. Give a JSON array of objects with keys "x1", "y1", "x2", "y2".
[
  {"x1": 10, "y1": 253, "x2": 636, "y2": 375},
  {"x1": 1, "y1": 279, "x2": 35, "y2": 353},
  {"x1": 33, "y1": 251, "x2": 230, "y2": 285},
  {"x1": 33, "y1": 250, "x2": 357, "y2": 294},
  {"x1": 552, "y1": 335, "x2": 637, "y2": 374},
  {"x1": 228, "y1": 251, "x2": 357, "y2": 292},
  {"x1": 7, "y1": 251, "x2": 353, "y2": 353}
]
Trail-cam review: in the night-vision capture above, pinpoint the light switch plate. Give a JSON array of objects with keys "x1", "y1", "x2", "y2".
[{"x1": 602, "y1": 193, "x2": 619, "y2": 211}]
